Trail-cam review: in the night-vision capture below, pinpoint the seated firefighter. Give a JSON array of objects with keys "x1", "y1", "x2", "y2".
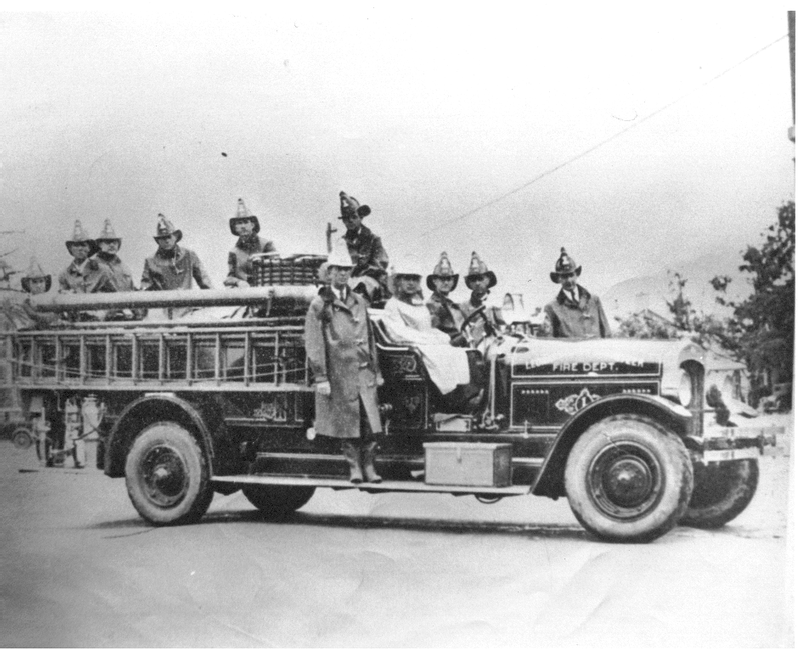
[
  {"x1": 425, "y1": 251, "x2": 467, "y2": 347},
  {"x1": 381, "y1": 261, "x2": 482, "y2": 411},
  {"x1": 224, "y1": 198, "x2": 277, "y2": 288},
  {"x1": 460, "y1": 252, "x2": 506, "y2": 348},
  {"x1": 58, "y1": 220, "x2": 117, "y2": 322},
  {"x1": 2, "y1": 257, "x2": 59, "y2": 330},
  {"x1": 304, "y1": 240, "x2": 384, "y2": 484},
  {"x1": 339, "y1": 190, "x2": 390, "y2": 306}
]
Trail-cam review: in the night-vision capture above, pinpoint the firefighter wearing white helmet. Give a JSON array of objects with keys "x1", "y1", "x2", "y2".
[
  {"x1": 304, "y1": 239, "x2": 384, "y2": 484},
  {"x1": 542, "y1": 247, "x2": 610, "y2": 338},
  {"x1": 223, "y1": 198, "x2": 277, "y2": 288}
]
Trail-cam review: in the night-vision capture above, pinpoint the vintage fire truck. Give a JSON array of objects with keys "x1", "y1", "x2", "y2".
[{"x1": 7, "y1": 256, "x2": 780, "y2": 543}]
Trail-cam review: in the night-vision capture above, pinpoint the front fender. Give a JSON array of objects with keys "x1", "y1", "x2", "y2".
[
  {"x1": 531, "y1": 394, "x2": 691, "y2": 498},
  {"x1": 105, "y1": 393, "x2": 215, "y2": 478}
]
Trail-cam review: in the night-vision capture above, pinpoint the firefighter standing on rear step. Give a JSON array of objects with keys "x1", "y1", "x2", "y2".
[{"x1": 304, "y1": 239, "x2": 385, "y2": 484}]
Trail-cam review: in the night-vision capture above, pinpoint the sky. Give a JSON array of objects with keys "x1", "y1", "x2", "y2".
[{"x1": 0, "y1": 7, "x2": 795, "y2": 312}]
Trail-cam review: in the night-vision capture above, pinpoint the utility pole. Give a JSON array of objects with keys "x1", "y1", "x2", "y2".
[{"x1": 325, "y1": 222, "x2": 338, "y2": 253}]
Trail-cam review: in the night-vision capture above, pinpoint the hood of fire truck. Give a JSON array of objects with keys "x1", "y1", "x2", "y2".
[{"x1": 496, "y1": 336, "x2": 705, "y2": 397}]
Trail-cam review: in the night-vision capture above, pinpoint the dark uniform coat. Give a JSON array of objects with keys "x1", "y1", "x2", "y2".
[
  {"x1": 543, "y1": 285, "x2": 610, "y2": 338},
  {"x1": 58, "y1": 259, "x2": 117, "y2": 294},
  {"x1": 426, "y1": 292, "x2": 466, "y2": 345},
  {"x1": 460, "y1": 292, "x2": 506, "y2": 345},
  {"x1": 96, "y1": 253, "x2": 137, "y2": 291},
  {"x1": 226, "y1": 234, "x2": 277, "y2": 286},
  {"x1": 304, "y1": 286, "x2": 382, "y2": 439},
  {"x1": 344, "y1": 226, "x2": 389, "y2": 282},
  {"x1": 141, "y1": 245, "x2": 212, "y2": 291}
]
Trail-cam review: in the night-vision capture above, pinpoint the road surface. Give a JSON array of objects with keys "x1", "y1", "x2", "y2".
[{"x1": 0, "y1": 415, "x2": 793, "y2": 647}]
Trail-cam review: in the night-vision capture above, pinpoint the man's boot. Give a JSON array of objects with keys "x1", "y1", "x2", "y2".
[
  {"x1": 361, "y1": 442, "x2": 382, "y2": 483},
  {"x1": 342, "y1": 441, "x2": 364, "y2": 484}
]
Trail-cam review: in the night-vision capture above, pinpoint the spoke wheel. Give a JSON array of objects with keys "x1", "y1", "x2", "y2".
[
  {"x1": 125, "y1": 422, "x2": 213, "y2": 526},
  {"x1": 565, "y1": 414, "x2": 693, "y2": 543}
]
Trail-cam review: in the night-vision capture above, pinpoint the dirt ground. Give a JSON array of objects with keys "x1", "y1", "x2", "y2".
[{"x1": 0, "y1": 414, "x2": 793, "y2": 648}]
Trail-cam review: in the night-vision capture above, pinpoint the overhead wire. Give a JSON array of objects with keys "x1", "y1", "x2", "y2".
[{"x1": 413, "y1": 32, "x2": 789, "y2": 240}]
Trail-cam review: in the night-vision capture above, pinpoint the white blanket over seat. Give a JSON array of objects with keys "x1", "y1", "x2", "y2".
[{"x1": 381, "y1": 298, "x2": 471, "y2": 395}]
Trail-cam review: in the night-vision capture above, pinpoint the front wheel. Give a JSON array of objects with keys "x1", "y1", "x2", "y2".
[
  {"x1": 680, "y1": 459, "x2": 759, "y2": 528},
  {"x1": 242, "y1": 485, "x2": 316, "y2": 520},
  {"x1": 565, "y1": 414, "x2": 693, "y2": 543},
  {"x1": 125, "y1": 422, "x2": 213, "y2": 526}
]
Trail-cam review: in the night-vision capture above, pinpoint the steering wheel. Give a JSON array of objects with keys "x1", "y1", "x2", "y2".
[{"x1": 460, "y1": 305, "x2": 495, "y2": 347}]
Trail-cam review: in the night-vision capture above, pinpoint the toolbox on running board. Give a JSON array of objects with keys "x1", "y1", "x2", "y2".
[{"x1": 423, "y1": 442, "x2": 512, "y2": 487}]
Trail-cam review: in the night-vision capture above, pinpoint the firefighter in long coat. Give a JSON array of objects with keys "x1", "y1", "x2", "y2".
[
  {"x1": 460, "y1": 251, "x2": 506, "y2": 347},
  {"x1": 339, "y1": 190, "x2": 390, "y2": 306},
  {"x1": 304, "y1": 240, "x2": 384, "y2": 483},
  {"x1": 542, "y1": 247, "x2": 610, "y2": 338},
  {"x1": 223, "y1": 198, "x2": 277, "y2": 288},
  {"x1": 425, "y1": 251, "x2": 467, "y2": 347}
]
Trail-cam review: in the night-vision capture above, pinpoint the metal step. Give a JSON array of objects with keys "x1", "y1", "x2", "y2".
[{"x1": 211, "y1": 474, "x2": 531, "y2": 495}]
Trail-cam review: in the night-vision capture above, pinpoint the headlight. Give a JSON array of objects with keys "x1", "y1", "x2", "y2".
[{"x1": 678, "y1": 370, "x2": 693, "y2": 407}]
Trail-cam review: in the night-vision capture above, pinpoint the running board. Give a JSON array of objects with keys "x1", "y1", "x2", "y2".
[{"x1": 211, "y1": 474, "x2": 532, "y2": 495}]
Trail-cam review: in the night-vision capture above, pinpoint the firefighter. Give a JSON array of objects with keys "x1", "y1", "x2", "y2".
[
  {"x1": 460, "y1": 251, "x2": 506, "y2": 347},
  {"x1": 304, "y1": 240, "x2": 384, "y2": 484},
  {"x1": 95, "y1": 219, "x2": 136, "y2": 291},
  {"x1": 223, "y1": 198, "x2": 277, "y2": 288},
  {"x1": 95, "y1": 219, "x2": 144, "y2": 320},
  {"x1": 6, "y1": 257, "x2": 59, "y2": 329},
  {"x1": 58, "y1": 220, "x2": 116, "y2": 295},
  {"x1": 542, "y1": 247, "x2": 610, "y2": 339},
  {"x1": 425, "y1": 251, "x2": 467, "y2": 347},
  {"x1": 140, "y1": 214, "x2": 213, "y2": 292},
  {"x1": 382, "y1": 260, "x2": 475, "y2": 404},
  {"x1": 339, "y1": 190, "x2": 390, "y2": 306}
]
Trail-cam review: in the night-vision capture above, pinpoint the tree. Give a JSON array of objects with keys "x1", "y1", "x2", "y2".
[{"x1": 712, "y1": 201, "x2": 795, "y2": 391}]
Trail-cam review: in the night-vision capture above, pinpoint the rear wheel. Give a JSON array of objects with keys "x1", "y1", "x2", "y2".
[
  {"x1": 565, "y1": 414, "x2": 693, "y2": 543},
  {"x1": 680, "y1": 459, "x2": 759, "y2": 528},
  {"x1": 125, "y1": 422, "x2": 213, "y2": 525},
  {"x1": 242, "y1": 485, "x2": 316, "y2": 520}
]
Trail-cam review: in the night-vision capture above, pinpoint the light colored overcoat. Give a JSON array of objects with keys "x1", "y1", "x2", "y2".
[{"x1": 304, "y1": 286, "x2": 382, "y2": 439}]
